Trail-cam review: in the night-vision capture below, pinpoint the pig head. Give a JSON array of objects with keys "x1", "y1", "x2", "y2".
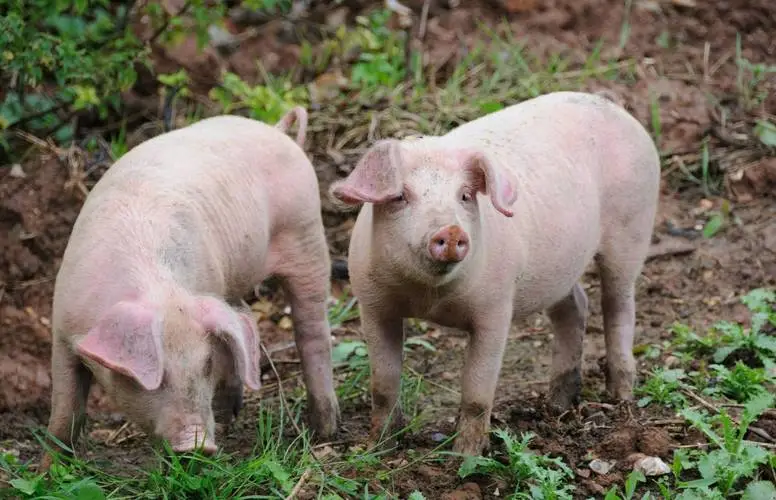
[
  {"x1": 74, "y1": 292, "x2": 260, "y2": 454},
  {"x1": 331, "y1": 138, "x2": 518, "y2": 285}
]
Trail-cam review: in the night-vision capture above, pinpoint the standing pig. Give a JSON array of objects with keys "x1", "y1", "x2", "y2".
[
  {"x1": 330, "y1": 91, "x2": 660, "y2": 456},
  {"x1": 40, "y1": 107, "x2": 339, "y2": 470}
]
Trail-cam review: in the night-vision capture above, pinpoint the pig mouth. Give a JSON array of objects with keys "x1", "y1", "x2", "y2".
[
  {"x1": 424, "y1": 258, "x2": 460, "y2": 276},
  {"x1": 169, "y1": 432, "x2": 217, "y2": 456}
]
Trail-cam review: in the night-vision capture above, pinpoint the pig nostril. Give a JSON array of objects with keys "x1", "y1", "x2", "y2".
[{"x1": 436, "y1": 239, "x2": 445, "y2": 246}]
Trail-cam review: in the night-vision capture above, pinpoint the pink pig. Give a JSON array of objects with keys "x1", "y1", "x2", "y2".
[
  {"x1": 330, "y1": 91, "x2": 660, "y2": 456},
  {"x1": 40, "y1": 108, "x2": 339, "y2": 469}
]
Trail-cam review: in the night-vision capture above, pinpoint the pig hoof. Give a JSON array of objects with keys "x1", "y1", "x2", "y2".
[
  {"x1": 605, "y1": 366, "x2": 635, "y2": 400},
  {"x1": 309, "y1": 396, "x2": 340, "y2": 439},
  {"x1": 548, "y1": 369, "x2": 582, "y2": 413},
  {"x1": 452, "y1": 433, "x2": 490, "y2": 457},
  {"x1": 607, "y1": 382, "x2": 635, "y2": 401},
  {"x1": 368, "y1": 410, "x2": 405, "y2": 450}
]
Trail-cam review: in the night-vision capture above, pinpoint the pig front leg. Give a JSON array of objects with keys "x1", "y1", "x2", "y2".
[
  {"x1": 40, "y1": 339, "x2": 93, "y2": 471},
  {"x1": 362, "y1": 310, "x2": 405, "y2": 448},
  {"x1": 547, "y1": 283, "x2": 589, "y2": 412},
  {"x1": 453, "y1": 306, "x2": 512, "y2": 456}
]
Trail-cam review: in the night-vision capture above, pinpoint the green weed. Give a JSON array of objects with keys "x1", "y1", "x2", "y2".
[
  {"x1": 670, "y1": 288, "x2": 776, "y2": 367},
  {"x1": 209, "y1": 70, "x2": 309, "y2": 124},
  {"x1": 636, "y1": 367, "x2": 689, "y2": 408},
  {"x1": 735, "y1": 33, "x2": 776, "y2": 111},
  {"x1": 704, "y1": 362, "x2": 773, "y2": 403},
  {"x1": 457, "y1": 429, "x2": 575, "y2": 499},
  {"x1": 603, "y1": 469, "x2": 649, "y2": 500},
  {"x1": 675, "y1": 393, "x2": 775, "y2": 497}
]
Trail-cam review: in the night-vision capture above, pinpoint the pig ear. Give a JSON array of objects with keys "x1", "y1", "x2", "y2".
[
  {"x1": 195, "y1": 297, "x2": 261, "y2": 391},
  {"x1": 76, "y1": 301, "x2": 164, "y2": 391},
  {"x1": 330, "y1": 139, "x2": 403, "y2": 205},
  {"x1": 459, "y1": 149, "x2": 518, "y2": 217}
]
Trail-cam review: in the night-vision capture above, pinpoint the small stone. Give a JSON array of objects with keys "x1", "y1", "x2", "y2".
[
  {"x1": 417, "y1": 464, "x2": 443, "y2": 479},
  {"x1": 325, "y1": 6, "x2": 349, "y2": 28},
  {"x1": 431, "y1": 432, "x2": 448, "y2": 442},
  {"x1": 278, "y1": 316, "x2": 293, "y2": 330},
  {"x1": 633, "y1": 455, "x2": 670, "y2": 476},
  {"x1": 9, "y1": 164, "x2": 26, "y2": 178},
  {"x1": 207, "y1": 25, "x2": 239, "y2": 53},
  {"x1": 576, "y1": 467, "x2": 591, "y2": 478},
  {"x1": 312, "y1": 445, "x2": 335, "y2": 460},
  {"x1": 589, "y1": 458, "x2": 616, "y2": 475},
  {"x1": 89, "y1": 429, "x2": 114, "y2": 443},
  {"x1": 664, "y1": 355, "x2": 680, "y2": 368}
]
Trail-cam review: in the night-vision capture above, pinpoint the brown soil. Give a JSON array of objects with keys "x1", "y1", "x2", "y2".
[{"x1": 1, "y1": 0, "x2": 775, "y2": 498}]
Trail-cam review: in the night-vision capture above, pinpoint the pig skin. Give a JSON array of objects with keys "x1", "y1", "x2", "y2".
[
  {"x1": 40, "y1": 109, "x2": 339, "y2": 470},
  {"x1": 330, "y1": 91, "x2": 660, "y2": 456}
]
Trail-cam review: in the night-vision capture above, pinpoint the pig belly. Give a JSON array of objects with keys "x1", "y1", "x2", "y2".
[{"x1": 509, "y1": 225, "x2": 601, "y2": 318}]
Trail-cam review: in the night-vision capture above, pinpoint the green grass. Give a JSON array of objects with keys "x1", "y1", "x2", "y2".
[
  {"x1": 632, "y1": 288, "x2": 776, "y2": 499},
  {"x1": 3, "y1": 287, "x2": 774, "y2": 498}
]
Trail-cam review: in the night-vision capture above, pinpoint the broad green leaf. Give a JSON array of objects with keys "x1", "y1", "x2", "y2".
[
  {"x1": 265, "y1": 460, "x2": 293, "y2": 492},
  {"x1": 680, "y1": 408, "x2": 723, "y2": 447},
  {"x1": 754, "y1": 120, "x2": 776, "y2": 147},
  {"x1": 743, "y1": 392, "x2": 775, "y2": 424},
  {"x1": 478, "y1": 101, "x2": 504, "y2": 114},
  {"x1": 702, "y1": 213, "x2": 725, "y2": 238},
  {"x1": 457, "y1": 455, "x2": 504, "y2": 478},
  {"x1": 75, "y1": 483, "x2": 106, "y2": 500},
  {"x1": 742, "y1": 480, "x2": 776, "y2": 500},
  {"x1": 712, "y1": 345, "x2": 738, "y2": 363},
  {"x1": 10, "y1": 478, "x2": 39, "y2": 495},
  {"x1": 404, "y1": 337, "x2": 436, "y2": 352},
  {"x1": 331, "y1": 340, "x2": 367, "y2": 364},
  {"x1": 753, "y1": 334, "x2": 776, "y2": 353},
  {"x1": 741, "y1": 288, "x2": 776, "y2": 312}
]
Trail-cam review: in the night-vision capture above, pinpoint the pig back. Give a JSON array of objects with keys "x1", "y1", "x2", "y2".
[
  {"x1": 53, "y1": 115, "x2": 318, "y2": 331},
  {"x1": 442, "y1": 92, "x2": 659, "y2": 313}
]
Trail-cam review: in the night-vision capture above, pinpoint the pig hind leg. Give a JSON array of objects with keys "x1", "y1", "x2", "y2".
[
  {"x1": 546, "y1": 283, "x2": 589, "y2": 413},
  {"x1": 595, "y1": 218, "x2": 653, "y2": 401},
  {"x1": 274, "y1": 229, "x2": 340, "y2": 439},
  {"x1": 41, "y1": 339, "x2": 93, "y2": 469}
]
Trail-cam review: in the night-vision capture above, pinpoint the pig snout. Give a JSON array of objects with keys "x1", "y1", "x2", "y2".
[
  {"x1": 428, "y1": 225, "x2": 470, "y2": 263},
  {"x1": 158, "y1": 415, "x2": 217, "y2": 455},
  {"x1": 170, "y1": 429, "x2": 217, "y2": 456}
]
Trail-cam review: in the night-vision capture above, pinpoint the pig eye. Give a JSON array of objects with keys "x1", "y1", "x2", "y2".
[
  {"x1": 461, "y1": 191, "x2": 473, "y2": 203},
  {"x1": 203, "y1": 354, "x2": 213, "y2": 376},
  {"x1": 390, "y1": 192, "x2": 407, "y2": 204}
]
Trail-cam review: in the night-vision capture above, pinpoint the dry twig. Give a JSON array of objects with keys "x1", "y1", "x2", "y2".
[
  {"x1": 284, "y1": 468, "x2": 312, "y2": 500},
  {"x1": 260, "y1": 342, "x2": 303, "y2": 436},
  {"x1": 682, "y1": 389, "x2": 775, "y2": 443}
]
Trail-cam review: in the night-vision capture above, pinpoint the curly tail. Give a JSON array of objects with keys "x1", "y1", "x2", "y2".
[{"x1": 275, "y1": 106, "x2": 308, "y2": 149}]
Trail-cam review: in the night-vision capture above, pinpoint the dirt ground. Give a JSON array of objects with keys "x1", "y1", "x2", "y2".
[{"x1": 1, "y1": 0, "x2": 775, "y2": 498}]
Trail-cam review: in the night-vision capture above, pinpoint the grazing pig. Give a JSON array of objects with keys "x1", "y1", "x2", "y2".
[
  {"x1": 330, "y1": 91, "x2": 660, "y2": 456},
  {"x1": 40, "y1": 107, "x2": 339, "y2": 470}
]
